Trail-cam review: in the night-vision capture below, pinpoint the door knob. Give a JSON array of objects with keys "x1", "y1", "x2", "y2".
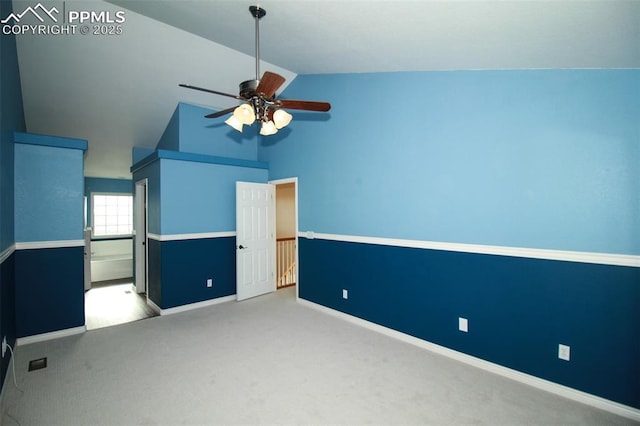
[{"x1": 238, "y1": 245, "x2": 247, "y2": 249}]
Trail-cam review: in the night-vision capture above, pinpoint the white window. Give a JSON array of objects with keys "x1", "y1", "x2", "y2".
[{"x1": 92, "y1": 193, "x2": 133, "y2": 238}]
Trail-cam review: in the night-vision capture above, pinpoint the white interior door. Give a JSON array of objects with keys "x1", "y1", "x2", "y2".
[
  {"x1": 236, "y1": 182, "x2": 276, "y2": 301},
  {"x1": 134, "y1": 179, "x2": 148, "y2": 294}
]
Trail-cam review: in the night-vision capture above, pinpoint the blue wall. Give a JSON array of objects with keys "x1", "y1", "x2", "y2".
[
  {"x1": 14, "y1": 133, "x2": 87, "y2": 337},
  {"x1": 178, "y1": 102, "x2": 260, "y2": 160},
  {"x1": 157, "y1": 103, "x2": 260, "y2": 160},
  {"x1": 156, "y1": 106, "x2": 180, "y2": 152},
  {"x1": 133, "y1": 152, "x2": 268, "y2": 309},
  {"x1": 300, "y1": 239, "x2": 640, "y2": 408},
  {"x1": 155, "y1": 156, "x2": 267, "y2": 309},
  {"x1": 85, "y1": 177, "x2": 132, "y2": 196},
  {"x1": 15, "y1": 246, "x2": 84, "y2": 337},
  {"x1": 160, "y1": 157, "x2": 268, "y2": 235},
  {"x1": 148, "y1": 237, "x2": 237, "y2": 309},
  {"x1": 260, "y1": 69, "x2": 640, "y2": 408},
  {"x1": 0, "y1": 0, "x2": 26, "y2": 394},
  {"x1": 132, "y1": 103, "x2": 269, "y2": 309},
  {"x1": 15, "y1": 136, "x2": 86, "y2": 242},
  {"x1": 262, "y1": 70, "x2": 639, "y2": 255}
]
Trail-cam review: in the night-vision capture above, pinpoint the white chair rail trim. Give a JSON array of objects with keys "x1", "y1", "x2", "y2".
[
  {"x1": 298, "y1": 231, "x2": 640, "y2": 268},
  {"x1": 147, "y1": 231, "x2": 236, "y2": 242},
  {"x1": 14, "y1": 240, "x2": 85, "y2": 250}
]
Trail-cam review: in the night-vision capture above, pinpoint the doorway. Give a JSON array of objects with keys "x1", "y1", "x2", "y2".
[
  {"x1": 272, "y1": 178, "x2": 298, "y2": 297},
  {"x1": 134, "y1": 178, "x2": 148, "y2": 295},
  {"x1": 84, "y1": 178, "x2": 157, "y2": 330},
  {"x1": 85, "y1": 278, "x2": 157, "y2": 330}
]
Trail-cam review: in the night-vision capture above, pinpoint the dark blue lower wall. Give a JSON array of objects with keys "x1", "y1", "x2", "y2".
[
  {"x1": 0, "y1": 251, "x2": 16, "y2": 388},
  {"x1": 148, "y1": 237, "x2": 236, "y2": 309},
  {"x1": 15, "y1": 246, "x2": 84, "y2": 337},
  {"x1": 299, "y1": 238, "x2": 640, "y2": 409},
  {"x1": 148, "y1": 238, "x2": 162, "y2": 308}
]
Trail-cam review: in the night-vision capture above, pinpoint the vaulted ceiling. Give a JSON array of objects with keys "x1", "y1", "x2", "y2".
[{"x1": 12, "y1": 0, "x2": 640, "y2": 178}]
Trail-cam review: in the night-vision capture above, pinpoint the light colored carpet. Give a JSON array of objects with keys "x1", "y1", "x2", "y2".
[{"x1": 1, "y1": 287, "x2": 636, "y2": 425}]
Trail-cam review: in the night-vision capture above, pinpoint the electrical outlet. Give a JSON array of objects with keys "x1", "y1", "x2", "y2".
[
  {"x1": 342, "y1": 289, "x2": 348, "y2": 299},
  {"x1": 2, "y1": 336, "x2": 7, "y2": 357},
  {"x1": 206, "y1": 278, "x2": 213, "y2": 288},
  {"x1": 558, "y1": 344, "x2": 571, "y2": 361},
  {"x1": 458, "y1": 317, "x2": 468, "y2": 333}
]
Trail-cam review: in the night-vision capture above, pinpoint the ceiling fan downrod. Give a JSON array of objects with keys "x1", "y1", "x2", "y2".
[{"x1": 249, "y1": 5, "x2": 266, "y2": 82}]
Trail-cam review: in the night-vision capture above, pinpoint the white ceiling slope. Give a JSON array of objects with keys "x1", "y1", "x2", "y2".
[
  {"x1": 12, "y1": 0, "x2": 640, "y2": 179},
  {"x1": 107, "y1": 0, "x2": 640, "y2": 73}
]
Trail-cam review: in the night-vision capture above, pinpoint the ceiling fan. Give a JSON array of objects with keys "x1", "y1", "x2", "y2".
[{"x1": 179, "y1": 5, "x2": 331, "y2": 136}]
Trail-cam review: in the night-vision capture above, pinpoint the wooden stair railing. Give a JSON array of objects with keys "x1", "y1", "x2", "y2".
[{"x1": 277, "y1": 238, "x2": 296, "y2": 288}]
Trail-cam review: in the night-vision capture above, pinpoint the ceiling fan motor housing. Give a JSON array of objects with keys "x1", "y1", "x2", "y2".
[
  {"x1": 239, "y1": 79, "x2": 259, "y2": 99},
  {"x1": 179, "y1": 5, "x2": 331, "y2": 128}
]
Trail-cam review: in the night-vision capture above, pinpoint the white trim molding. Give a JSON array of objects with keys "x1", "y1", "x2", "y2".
[
  {"x1": 16, "y1": 326, "x2": 86, "y2": 346},
  {"x1": 298, "y1": 232, "x2": 640, "y2": 267},
  {"x1": 148, "y1": 295, "x2": 236, "y2": 316},
  {"x1": 147, "y1": 231, "x2": 236, "y2": 242},
  {"x1": 298, "y1": 298, "x2": 640, "y2": 422},
  {"x1": 15, "y1": 240, "x2": 85, "y2": 250},
  {"x1": 0, "y1": 244, "x2": 16, "y2": 263}
]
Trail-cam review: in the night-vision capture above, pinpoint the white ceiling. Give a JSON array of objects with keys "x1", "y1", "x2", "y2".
[
  {"x1": 106, "y1": 0, "x2": 640, "y2": 73},
  {"x1": 12, "y1": 0, "x2": 640, "y2": 179}
]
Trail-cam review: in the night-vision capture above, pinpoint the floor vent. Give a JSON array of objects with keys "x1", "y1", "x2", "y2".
[{"x1": 28, "y1": 357, "x2": 47, "y2": 372}]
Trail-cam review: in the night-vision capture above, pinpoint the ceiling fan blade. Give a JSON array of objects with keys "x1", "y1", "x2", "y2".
[
  {"x1": 277, "y1": 99, "x2": 331, "y2": 112},
  {"x1": 256, "y1": 72, "x2": 286, "y2": 99},
  {"x1": 205, "y1": 106, "x2": 237, "y2": 119},
  {"x1": 179, "y1": 84, "x2": 243, "y2": 100}
]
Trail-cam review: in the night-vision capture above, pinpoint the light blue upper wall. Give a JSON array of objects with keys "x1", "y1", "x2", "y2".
[
  {"x1": 260, "y1": 70, "x2": 640, "y2": 255},
  {"x1": 174, "y1": 103, "x2": 259, "y2": 160},
  {"x1": 160, "y1": 158, "x2": 268, "y2": 235},
  {"x1": 156, "y1": 106, "x2": 180, "y2": 152},
  {"x1": 84, "y1": 177, "x2": 132, "y2": 195},
  {"x1": 132, "y1": 146, "x2": 154, "y2": 165},
  {"x1": 15, "y1": 136, "x2": 86, "y2": 242}
]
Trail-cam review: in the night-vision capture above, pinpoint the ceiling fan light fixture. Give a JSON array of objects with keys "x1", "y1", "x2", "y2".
[
  {"x1": 225, "y1": 115, "x2": 244, "y2": 132},
  {"x1": 260, "y1": 120, "x2": 278, "y2": 136},
  {"x1": 273, "y1": 109, "x2": 292, "y2": 129},
  {"x1": 234, "y1": 104, "x2": 256, "y2": 125},
  {"x1": 179, "y1": 5, "x2": 331, "y2": 136}
]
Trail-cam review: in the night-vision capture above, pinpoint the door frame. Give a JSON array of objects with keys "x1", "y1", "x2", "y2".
[
  {"x1": 270, "y1": 177, "x2": 299, "y2": 300},
  {"x1": 134, "y1": 178, "x2": 148, "y2": 295}
]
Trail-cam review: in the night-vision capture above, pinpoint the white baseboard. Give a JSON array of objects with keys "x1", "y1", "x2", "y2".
[
  {"x1": 148, "y1": 295, "x2": 236, "y2": 316},
  {"x1": 298, "y1": 298, "x2": 640, "y2": 422},
  {"x1": 0, "y1": 347, "x2": 12, "y2": 420},
  {"x1": 16, "y1": 326, "x2": 86, "y2": 346},
  {"x1": 147, "y1": 298, "x2": 162, "y2": 315}
]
